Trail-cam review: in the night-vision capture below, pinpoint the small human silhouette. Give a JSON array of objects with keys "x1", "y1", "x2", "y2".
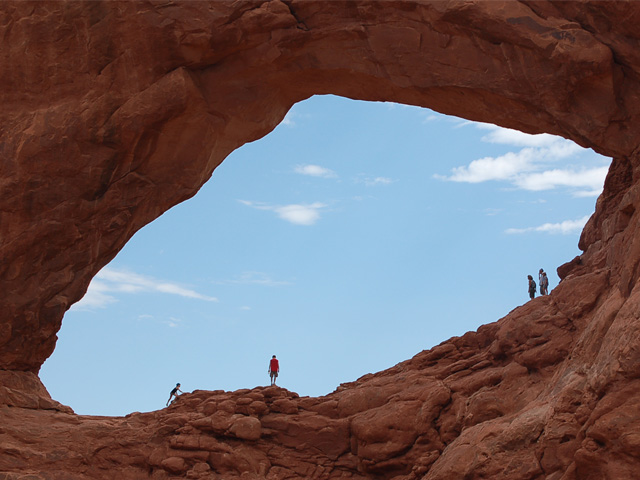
[
  {"x1": 528, "y1": 275, "x2": 536, "y2": 300},
  {"x1": 166, "y1": 383, "x2": 183, "y2": 406},
  {"x1": 540, "y1": 271, "x2": 549, "y2": 295},
  {"x1": 268, "y1": 355, "x2": 280, "y2": 386}
]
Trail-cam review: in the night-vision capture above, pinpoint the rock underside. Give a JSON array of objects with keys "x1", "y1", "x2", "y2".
[{"x1": 1, "y1": 1, "x2": 640, "y2": 479}]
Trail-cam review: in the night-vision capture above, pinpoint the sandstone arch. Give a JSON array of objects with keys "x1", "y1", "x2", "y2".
[{"x1": 2, "y1": 1, "x2": 640, "y2": 479}]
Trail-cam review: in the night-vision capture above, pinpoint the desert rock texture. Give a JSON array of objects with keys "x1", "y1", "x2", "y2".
[{"x1": 1, "y1": 1, "x2": 640, "y2": 479}]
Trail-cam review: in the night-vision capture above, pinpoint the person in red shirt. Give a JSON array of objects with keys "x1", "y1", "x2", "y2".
[{"x1": 268, "y1": 355, "x2": 280, "y2": 386}]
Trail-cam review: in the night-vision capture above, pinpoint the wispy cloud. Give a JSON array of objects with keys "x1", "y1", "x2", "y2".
[
  {"x1": 435, "y1": 149, "x2": 538, "y2": 183},
  {"x1": 239, "y1": 200, "x2": 327, "y2": 225},
  {"x1": 422, "y1": 114, "x2": 441, "y2": 123},
  {"x1": 165, "y1": 317, "x2": 182, "y2": 328},
  {"x1": 294, "y1": 164, "x2": 337, "y2": 178},
  {"x1": 280, "y1": 106, "x2": 312, "y2": 127},
  {"x1": 72, "y1": 268, "x2": 218, "y2": 310},
  {"x1": 513, "y1": 167, "x2": 609, "y2": 195},
  {"x1": 484, "y1": 208, "x2": 503, "y2": 216},
  {"x1": 435, "y1": 124, "x2": 609, "y2": 196},
  {"x1": 355, "y1": 175, "x2": 395, "y2": 187},
  {"x1": 281, "y1": 110, "x2": 297, "y2": 127},
  {"x1": 385, "y1": 103, "x2": 444, "y2": 124},
  {"x1": 219, "y1": 271, "x2": 291, "y2": 287},
  {"x1": 367, "y1": 177, "x2": 394, "y2": 186},
  {"x1": 476, "y1": 123, "x2": 565, "y2": 148},
  {"x1": 384, "y1": 102, "x2": 419, "y2": 110},
  {"x1": 73, "y1": 280, "x2": 118, "y2": 310},
  {"x1": 505, "y1": 215, "x2": 591, "y2": 235}
]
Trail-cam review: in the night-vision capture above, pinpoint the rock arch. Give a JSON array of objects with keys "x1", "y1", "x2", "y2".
[{"x1": 1, "y1": 1, "x2": 640, "y2": 478}]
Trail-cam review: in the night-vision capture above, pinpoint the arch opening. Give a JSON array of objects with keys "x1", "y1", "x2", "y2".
[{"x1": 40, "y1": 95, "x2": 611, "y2": 416}]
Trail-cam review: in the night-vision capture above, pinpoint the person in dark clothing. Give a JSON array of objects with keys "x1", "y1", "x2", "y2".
[
  {"x1": 166, "y1": 383, "x2": 183, "y2": 406},
  {"x1": 528, "y1": 275, "x2": 536, "y2": 300},
  {"x1": 268, "y1": 355, "x2": 280, "y2": 386}
]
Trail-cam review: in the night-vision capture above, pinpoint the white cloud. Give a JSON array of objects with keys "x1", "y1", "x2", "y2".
[
  {"x1": 281, "y1": 110, "x2": 296, "y2": 127},
  {"x1": 573, "y1": 189, "x2": 604, "y2": 198},
  {"x1": 238, "y1": 199, "x2": 268, "y2": 210},
  {"x1": 384, "y1": 102, "x2": 420, "y2": 111},
  {"x1": 155, "y1": 283, "x2": 215, "y2": 300},
  {"x1": 385, "y1": 103, "x2": 442, "y2": 123},
  {"x1": 355, "y1": 175, "x2": 395, "y2": 187},
  {"x1": 72, "y1": 280, "x2": 118, "y2": 310},
  {"x1": 513, "y1": 166, "x2": 609, "y2": 195},
  {"x1": 165, "y1": 317, "x2": 182, "y2": 328},
  {"x1": 294, "y1": 164, "x2": 337, "y2": 178},
  {"x1": 276, "y1": 203, "x2": 325, "y2": 225},
  {"x1": 280, "y1": 106, "x2": 311, "y2": 127},
  {"x1": 435, "y1": 123, "x2": 610, "y2": 195},
  {"x1": 484, "y1": 208, "x2": 503, "y2": 216},
  {"x1": 72, "y1": 268, "x2": 218, "y2": 310},
  {"x1": 505, "y1": 215, "x2": 591, "y2": 235},
  {"x1": 96, "y1": 269, "x2": 217, "y2": 301},
  {"x1": 423, "y1": 114, "x2": 441, "y2": 123},
  {"x1": 439, "y1": 149, "x2": 537, "y2": 183},
  {"x1": 221, "y1": 271, "x2": 291, "y2": 287},
  {"x1": 366, "y1": 177, "x2": 394, "y2": 186},
  {"x1": 477, "y1": 124, "x2": 564, "y2": 148},
  {"x1": 239, "y1": 200, "x2": 327, "y2": 225}
]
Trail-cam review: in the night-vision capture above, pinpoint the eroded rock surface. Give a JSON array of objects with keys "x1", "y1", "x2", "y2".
[{"x1": 1, "y1": 1, "x2": 640, "y2": 479}]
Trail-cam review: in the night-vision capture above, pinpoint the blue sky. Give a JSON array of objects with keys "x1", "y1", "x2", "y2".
[{"x1": 40, "y1": 95, "x2": 610, "y2": 416}]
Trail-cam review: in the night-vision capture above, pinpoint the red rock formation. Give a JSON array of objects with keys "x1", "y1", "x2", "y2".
[{"x1": 1, "y1": 1, "x2": 640, "y2": 479}]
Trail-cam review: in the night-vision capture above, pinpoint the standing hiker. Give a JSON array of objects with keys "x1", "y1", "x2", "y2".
[
  {"x1": 268, "y1": 355, "x2": 280, "y2": 386},
  {"x1": 528, "y1": 275, "x2": 537, "y2": 300},
  {"x1": 540, "y1": 271, "x2": 549, "y2": 295}
]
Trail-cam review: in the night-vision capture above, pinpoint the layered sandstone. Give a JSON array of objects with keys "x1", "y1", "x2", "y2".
[{"x1": 1, "y1": 1, "x2": 640, "y2": 479}]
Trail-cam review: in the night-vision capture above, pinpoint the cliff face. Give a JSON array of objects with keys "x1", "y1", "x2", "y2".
[{"x1": 1, "y1": 1, "x2": 640, "y2": 479}]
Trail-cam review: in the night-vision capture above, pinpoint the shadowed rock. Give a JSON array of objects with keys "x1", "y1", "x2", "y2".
[{"x1": 1, "y1": 1, "x2": 640, "y2": 479}]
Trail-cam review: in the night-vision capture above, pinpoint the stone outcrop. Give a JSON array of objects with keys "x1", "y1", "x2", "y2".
[{"x1": 2, "y1": 1, "x2": 640, "y2": 479}]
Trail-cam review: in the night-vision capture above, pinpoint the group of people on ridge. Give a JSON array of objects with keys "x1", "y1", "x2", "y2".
[
  {"x1": 166, "y1": 355, "x2": 280, "y2": 406},
  {"x1": 166, "y1": 269, "x2": 550, "y2": 408},
  {"x1": 528, "y1": 268, "x2": 549, "y2": 300},
  {"x1": 164, "y1": 270, "x2": 552, "y2": 408}
]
